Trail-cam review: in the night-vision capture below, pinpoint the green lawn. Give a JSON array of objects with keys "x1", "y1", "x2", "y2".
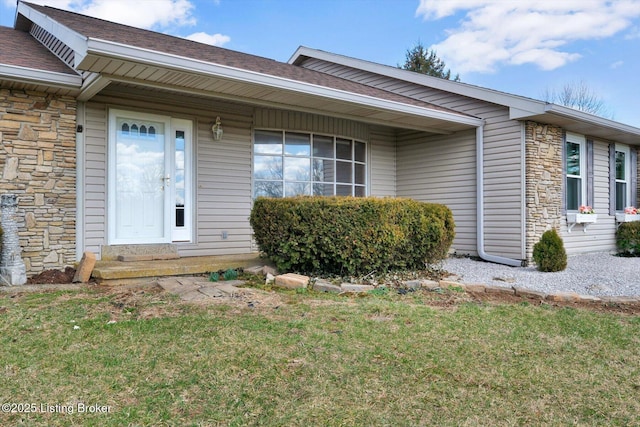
[{"x1": 1, "y1": 284, "x2": 639, "y2": 426}]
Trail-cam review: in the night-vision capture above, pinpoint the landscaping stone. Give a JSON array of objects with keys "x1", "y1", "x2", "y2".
[
  {"x1": 179, "y1": 289, "x2": 207, "y2": 302},
  {"x1": 198, "y1": 287, "x2": 224, "y2": 298},
  {"x1": 313, "y1": 279, "x2": 341, "y2": 293},
  {"x1": 72, "y1": 251, "x2": 96, "y2": 283},
  {"x1": 274, "y1": 273, "x2": 309, "y2": 289},
  {"x1": 265, "y1": 273, "x2": 275, "y2": 285},
  {"x1": 244, "y1": 265, "x2": 266, "y2": 275},
  {"x1": 214, "y1": 283, "x2": 245, "y2": 296},
  {"x1": 485, "y1": 285, "x2": 515, "y2": 295},
  {"x1": 513, "y1": 286, "x2": 547, "y2": 300},
  {"x1": 401, "y1": 280, "x2": 423, "y2": 290},
  {"x1": 420, "y1": 280, "x2": 441, "y2": 291},
  {"x1": 578, "y1": 295, "x2": 602, "y2": 303},
  {"x1": 546, "y1": 291, "x2": 581, "y2": 303},
  {"x1": 600, "y1": 296, "x2": 639, "y2": 304},
  {"x1": 263, "y1": 266, "x2": 278, "y2": 276},
  {"x1": 340, "y1": 283, "x2": 374, "y2": 293},
  {"x1": 439, "y1": 280, "x2": 463, "y2": 288},
  {"x1": 462, "y1": 283, "x2": 486, "y2": 293}
]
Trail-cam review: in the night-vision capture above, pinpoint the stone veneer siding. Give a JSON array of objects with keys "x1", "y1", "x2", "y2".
[
  {"x1": 0, "y1": 88, "x2": 77, "y2": 275},
  {"x1": 524, "y1": 121, "x2": 564, "y2": 264}
]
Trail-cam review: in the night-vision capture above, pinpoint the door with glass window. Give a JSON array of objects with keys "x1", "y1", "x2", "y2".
[{"x1": 108, "y1": 110, "x2": 192, "y2": 244}]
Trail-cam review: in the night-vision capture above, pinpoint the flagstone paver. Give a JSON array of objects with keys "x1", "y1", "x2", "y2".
[{"x1": 157, "y1": 277, "x2": 250, "y2": 301}]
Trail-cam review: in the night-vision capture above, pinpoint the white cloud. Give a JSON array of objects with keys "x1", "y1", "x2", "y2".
[
  {"x1": 78, "y1": 0, "x2": 196, "y2": 29},
  {"x1": 416, "y1": 0, "x2": 640, "y2": 73},
  {"x1": 610, "y1": 60, "x2": 624, "y2": 69},
  {"x1": 22, "y1": 0, "x2": 196, "y2": 30},
  {"x1": 185, "y1": 32, "x2": 230, "y2": 46}
]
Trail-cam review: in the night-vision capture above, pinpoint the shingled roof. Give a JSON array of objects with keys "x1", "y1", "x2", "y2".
[
  {"x1": 19, "y1": 2, "x2": 468, "y2": 117},
  {"x1": 0, "y1": 25, "x2": 77, "y2": 75}
]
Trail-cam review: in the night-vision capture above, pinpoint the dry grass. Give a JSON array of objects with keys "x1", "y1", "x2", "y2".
[{"x1": 1, "y1": 284, "x2": 639, "y2": 426}]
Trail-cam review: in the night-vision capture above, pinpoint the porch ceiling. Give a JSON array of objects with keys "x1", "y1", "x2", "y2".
[{"x1": 77, "y1": 52, "x2": 481, "y2": 135}]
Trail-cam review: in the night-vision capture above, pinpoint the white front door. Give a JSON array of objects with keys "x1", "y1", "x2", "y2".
[{"x1": 108, "y1": 110, "x2": 192, "y2": 244}]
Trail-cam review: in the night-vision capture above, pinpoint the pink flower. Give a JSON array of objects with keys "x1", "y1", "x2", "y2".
[
  {"x1": 579, "y1": 205, "x2": 594, "y2": 214},
  {"x1": 624, "y1": 206, "x2": 638, "y2": 215}
]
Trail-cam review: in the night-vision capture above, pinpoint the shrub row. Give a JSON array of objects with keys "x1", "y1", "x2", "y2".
[
  {"x1": 616, "y1": 222, "x2": 640, "y2": 256},
  {"x1": 249, "y1": 196, "x2": 455, "y2": 276}
]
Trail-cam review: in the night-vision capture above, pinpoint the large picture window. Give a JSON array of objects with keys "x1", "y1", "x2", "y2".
[{"x1": 253, "y1": 130, "x2": 366, "y2": 198}]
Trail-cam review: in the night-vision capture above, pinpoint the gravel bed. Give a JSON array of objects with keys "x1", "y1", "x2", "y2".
[{"x1": 443, "y1": 252, "x2": 640, "y2": 297}]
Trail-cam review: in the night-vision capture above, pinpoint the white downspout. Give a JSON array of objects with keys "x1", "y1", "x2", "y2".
[{"x1": 476, "y1": 125, "x2": 524, "y2": 267}]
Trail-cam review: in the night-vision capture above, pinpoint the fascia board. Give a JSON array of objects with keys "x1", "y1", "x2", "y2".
[
  {"x1": 0, "y1": 63, "x2": 82, "y2": 88},
  {"x1": 17, "y1": 2, "x2": 88, "y2": 66},
  {"x1": 289, "y1": 46, "x2": 545, "y2": 113},
  {"x1": 545, "y1": 104, "x2": 640, "y2": 136},
  {"x1": 509, "y1": 105, "x2": 546, "y2": 120},
  {"x1": 77, "y1": 72, "x2": 112, "y2": 101},
  {"x1": 84, "y1": 38, "x2": 483, "y2": 127}
]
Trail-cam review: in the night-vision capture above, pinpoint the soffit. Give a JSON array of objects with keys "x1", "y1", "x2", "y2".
[{"x1": 79, "y1": 51, "x2": 479, "y2": 134}]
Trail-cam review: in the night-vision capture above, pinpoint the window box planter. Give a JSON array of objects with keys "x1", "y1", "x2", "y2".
[
  {"x1": 566, "y1": 213, "x2": 597, "y2": 233},
  {"x1": 615, "y1": 213, "x2": 640, "y2": 228}
]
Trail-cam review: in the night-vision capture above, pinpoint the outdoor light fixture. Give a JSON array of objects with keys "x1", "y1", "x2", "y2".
[{"x1": 211, "y1": 116, "x2": 223, "y2": 141}]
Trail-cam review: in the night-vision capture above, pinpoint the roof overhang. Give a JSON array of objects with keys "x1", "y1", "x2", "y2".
[
  {"x1": 291, "y1": 46, "x2": 640, "y2": 146},
  {"x1": 0, "y1": 63, "x2": 82, "y2": 88},
  {"x1": 76, "y1": 38, "x2": 483, "y2": 133},
  {"x1": 15, "y1": 1, "x2": 482, "y2": 134},
  {"x1": 511, "y1": 103, "x2": 640, "y2": 146}
]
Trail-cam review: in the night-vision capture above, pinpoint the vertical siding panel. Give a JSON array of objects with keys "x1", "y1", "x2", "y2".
[
  {"x1": 369, "y1": 127, "x2": 396, "y2": 197},
  {"x1": 83, "y1": 102, "x2": 108, "y2": 257}
]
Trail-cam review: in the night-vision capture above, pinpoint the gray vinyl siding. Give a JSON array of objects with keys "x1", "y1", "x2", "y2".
[
  {"x1": 299, "y1": 60, "x2": 524, "y2": 259},
  {"x1": 561, "y1": 139, "x2": 616, "y2": 253},
  {"x1": 82, "y1": 87, "x2": 257, "y2": 258},
  {"x1": 80, "y1": 88, "x2": 389, "y2": 259},
  {"x1": 254, "y1": 109, "x2": 369, "y2": 140},
  {"x1": 369, "y1": 126, "x2": 396, "y2": 196},
  {"x1": 396, "y1": 129, "x2": 477, "y2": 255},
  {"x1": 83, "y1": 102, "x2": 107, "y2": 257}
]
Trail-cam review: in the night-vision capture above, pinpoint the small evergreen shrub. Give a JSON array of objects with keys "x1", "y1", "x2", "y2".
[
  {"x1": 532, "y1": 229, "x2": 567, "y2": 272},
  {"x1": 223, "y1": 268, "x2": 238, "y2": 280},
  {"x1": 616, "y1": 222, "x2": 640, "y2": 256},
  {"x1": 249, "y1": 196, "x2": 455, "y2": 276}
]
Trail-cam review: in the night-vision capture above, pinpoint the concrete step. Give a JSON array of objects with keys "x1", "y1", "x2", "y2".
[
  {"x1": 92, "y1": 253, "x2": 266, "y2": 286},
  {"x1": 100, "y1": 244, "x2": 179, "y2": 261}
]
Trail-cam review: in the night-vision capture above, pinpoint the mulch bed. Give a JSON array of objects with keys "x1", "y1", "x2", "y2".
[{"x1": 26, "y1": 267, "x2": 76, "y2": 284}]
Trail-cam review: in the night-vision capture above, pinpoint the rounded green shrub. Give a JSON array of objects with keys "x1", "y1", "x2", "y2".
[
  {"x1": 616, "y1": 222, "x2": 640, "y2": 256},
  {"x1": 249, "y1": 196, "x2": 455, "y2": 276},
  {"x1": 532, "y1": 229, "x2": 567, "y2": 272}
]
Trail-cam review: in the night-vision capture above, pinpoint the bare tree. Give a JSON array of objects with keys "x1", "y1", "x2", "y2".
[{"x1": 543, "y1": 80, "x2": 613, "y2": 119}]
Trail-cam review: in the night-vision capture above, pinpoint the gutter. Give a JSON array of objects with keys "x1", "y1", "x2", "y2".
[{"x1": 476, "y1": 125, "x2": 524, "y2": 267}]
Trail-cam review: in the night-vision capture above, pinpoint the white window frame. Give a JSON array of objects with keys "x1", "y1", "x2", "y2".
[
  {"x1": 615, "y1": 144, "x2": 631, "y2": 212},
  {"x1": 252, "y1": 130, "x2": 368, "y2": 198},
  {"x1": 565, "y1": 133, "x2": 586, "y2": 211}
]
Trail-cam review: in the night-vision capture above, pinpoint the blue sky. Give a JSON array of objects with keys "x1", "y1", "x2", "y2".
[{"x1": 2, "y1": 0, "x2": 639, "y2": 127}]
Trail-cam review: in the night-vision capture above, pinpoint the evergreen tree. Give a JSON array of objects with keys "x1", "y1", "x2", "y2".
[{"x1": 400, "y1": 42, "x2": 460, "y2": 81}]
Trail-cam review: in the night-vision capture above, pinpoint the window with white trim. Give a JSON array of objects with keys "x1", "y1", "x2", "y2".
[
  {"x1": 615, "y1": 144, "x2": 631, "y2": 211},
  {"x1": 253, "y1": 130, "x2": 367, "y2": 198},
  {"x1": 565, "y1": 134, "x2": 586, "y2": 211}
]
